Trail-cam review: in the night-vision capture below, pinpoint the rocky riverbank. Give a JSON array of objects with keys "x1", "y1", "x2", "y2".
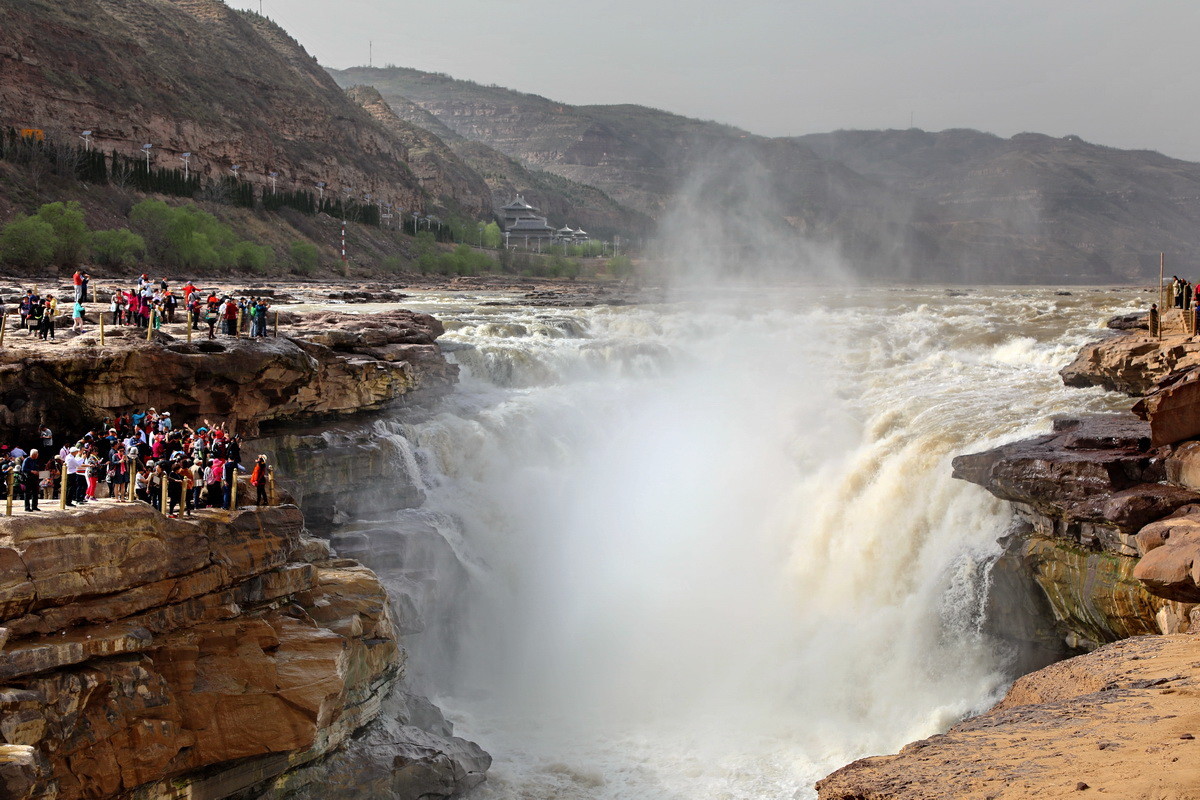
[
  {"x1": 0, "y1": 301, "x2": 491, "y2": 800},
  {"x1": 818, "y1": 306, "x2": 1200, "y2": 799},
  {"x1": 0, "y1": 305, "x2": 457, "y2": 443},
  {"x1": 0, "y1": 501, "x2": 488, "y2": 800}
]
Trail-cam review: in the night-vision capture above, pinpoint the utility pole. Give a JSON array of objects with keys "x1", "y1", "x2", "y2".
[{"x1": 369, "y1": 40, "x2": 373, "y2": 67}]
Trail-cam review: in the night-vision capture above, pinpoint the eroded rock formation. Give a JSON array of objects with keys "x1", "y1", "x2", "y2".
[
  {"x1": 817, "y1": 635, "x2": 1200, "y2": 800},
  {"x1": 0, "y1": 500, "x2": 487, "y2": 800},
  {"x1": 0, "y1": 309, "x2": 457, "y2": 442}
]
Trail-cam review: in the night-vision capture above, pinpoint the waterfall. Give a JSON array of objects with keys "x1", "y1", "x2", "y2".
[{"x1": 366, "y1": 287, "x2": 1136, "y2": 799}]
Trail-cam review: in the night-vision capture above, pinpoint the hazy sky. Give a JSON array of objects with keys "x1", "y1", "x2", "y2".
[{"x1": 227, "y1": 0, "x2": 1200, "y2": 161}]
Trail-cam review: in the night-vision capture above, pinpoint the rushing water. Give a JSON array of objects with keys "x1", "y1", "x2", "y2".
[{"x1": 359, "y1": 286, "x2": 1142, "y2": 799}]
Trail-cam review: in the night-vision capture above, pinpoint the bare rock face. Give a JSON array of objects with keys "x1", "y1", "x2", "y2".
[
  {"x1": 1133, "y1": 506, "x2": 1200, "y2": 602},
  {"x1": 951, "y1": 415, "x2": 1178, "y2": 542},
  {"x1": 816, "y1": 634, "x2": 1200, "y2": 800},
  {"x1": 256, "y1": 691, "x2": 491, "y2": 800},
  {"x1": 953, "y1": 415, "x2": 1199, "y2": 647},
  {"x1": 0, "y1": 503, "x2": 405, "y2": 800},
  {"x1": 1133, "y1": 367, "x2": 1200, "y2": 447},
  {"x1": 0, "y1": 309, "x2": 457, "y2": 442}
]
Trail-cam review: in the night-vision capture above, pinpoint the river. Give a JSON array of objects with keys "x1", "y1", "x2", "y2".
[{"x1": 334, "y1": 285, "x2": 1145, "y2": 799}]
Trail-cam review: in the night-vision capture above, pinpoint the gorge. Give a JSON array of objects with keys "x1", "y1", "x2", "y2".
[{"x1": 5, "y1": 283, "x2": 1200, "y2": 798}]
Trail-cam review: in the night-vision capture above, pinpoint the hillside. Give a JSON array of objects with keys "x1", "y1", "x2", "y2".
[
  {"x1": 798, "y1": 128, "x2": 1200, "y2": 281},
  {"x1": 330, "y1": 66, "x2": 1200, "y2": 282},
  {"x1": 0, "y1": 0, "x2": 437, "y2": 212},
  {"x1": 343, "y1": 85, "x2": 651, "y2": 239}
]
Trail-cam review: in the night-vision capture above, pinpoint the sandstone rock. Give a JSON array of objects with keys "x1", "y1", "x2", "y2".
[
  {"x1": 1133, "y1": 366, "x2": 1200, "y2": 446},
  {"x1": 0, "y1": 309, "x2": 457, "y2": 444},
  {"x1": 251, "y1": 690, "x2": 491, "y2": 800},
  {"x1": 0, "y1": 503, "x2": 414, "y2": 800},
  {"x1": 816, "y1": 635, "x2": 1200, "y2": 800},
  {"x1": 1133, "y1": 509, "x2": 1200, "y2": 602},
  {"x1": 952, "y1": 415, "x2": 1165, "y2": 537},
  {"x1": 1060, "y1": 332, "x2": 1200, "y2": 396}
]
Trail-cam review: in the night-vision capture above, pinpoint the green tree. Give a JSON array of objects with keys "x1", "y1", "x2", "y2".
[
  {"x1": 482, "y1": 222, "x2": 503, "y2": 249},
  {"x1": 0, "y1": 215, "x2": 57, "y2": 269},
  {"x1": 414, "y1": 230, "x2": 437, "y2": 255},
  {"x1": 91, "y1": 229, "x2": 146, "y2": 268},
  {"x1": 35, "y1": 201, "x2": 89, "y2": 267},
  {"x1": 289, "y1": 240, "x2": 319, "y2": 274},
  {"x1": 232, "y1": 241, "x2": 273, "y2": 273},
  {"x1": 129, "y1": 199, "x2": 175, "y2": 256}
]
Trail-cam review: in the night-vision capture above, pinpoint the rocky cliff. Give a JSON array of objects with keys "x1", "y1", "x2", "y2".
[
  {"x1": 0, "y1": 501, "x2": 486, "y2": 800},
  {"x1": 0, "y1": 307, "x2": 458, "y2": 443},
  {"x1": 0, "y1": 304, "x2": 490, "y2": 800}
]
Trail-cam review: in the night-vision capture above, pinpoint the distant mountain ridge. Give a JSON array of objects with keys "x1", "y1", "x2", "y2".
[{"x1": 331, "y1": 66, "x2": 1200, "y2": 282}]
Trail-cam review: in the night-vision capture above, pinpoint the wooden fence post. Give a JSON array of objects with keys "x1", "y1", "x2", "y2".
[
  {"x1": 6, "y1": 467, "x2": 14, "y2": 516},
  {"x1": 229, "y1": 470, "x2": 238, "y2": 517}
]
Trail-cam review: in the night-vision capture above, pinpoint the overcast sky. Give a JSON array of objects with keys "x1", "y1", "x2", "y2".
[{"x1": 227, "y1": 0, "x2": 1200, "y2": 161}]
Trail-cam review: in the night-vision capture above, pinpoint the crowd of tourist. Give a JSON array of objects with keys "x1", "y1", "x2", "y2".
[
  {"x1": 10, "y1": 271, "x2": 276, "y2": 340},
  {"x1": 0, "y1": 409, "x2": 274, "y2": 517}
]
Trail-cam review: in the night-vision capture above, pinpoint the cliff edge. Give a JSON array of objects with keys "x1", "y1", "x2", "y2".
[{"x1": 0, "y1": 501, "x2": 485, "y2": 800}]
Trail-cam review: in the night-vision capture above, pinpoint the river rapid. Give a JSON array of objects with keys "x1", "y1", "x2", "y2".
[{"x1": 358, "y1": 285, "x2": 1145, "y2": 799}]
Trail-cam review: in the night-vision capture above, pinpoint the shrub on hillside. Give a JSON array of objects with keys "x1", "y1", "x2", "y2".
[
  {"x1": 289, "y1": 240, "x2": 319, "y2": 274},
  {"x1": 0, "y1": 215, "x2": 57, "y2": 269},
  {"x1": 129, "y1": 199, "x2": 272, "y2": 273},
  {"x1": 91, "y1": 229, "x2": 146, "y2": 268},
  {"x1": 233, "y1": 241, "x2": 274, "y2": 273},
  {"x1": 34, "y1": 201, "x2": 90, "y2": 267}
]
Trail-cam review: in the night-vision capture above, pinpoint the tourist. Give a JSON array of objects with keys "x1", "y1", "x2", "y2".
[
  {"x1": 72, "y1": 299, "x2": 85, "y2": 333},
  {"x1": 204, "y1": 303, "x2": 218, "y2": 339},
  {"x1": 221, "y1": 297, "x2": 238, "y2": 336},
  {"x1": 39, "y1": 294, "x2": 57, "y2": 340},
  {"x1": 18, "y1": 291, "x2": 34, "y2": 330},
  {"x1": 72, "y1": 269, "x2": 84, "y2": 302},
  {"x1": 205, "y1": 457, "x2": 223, "y2": 508},
  {"x1": 251, "y1": 455, "x2": 271, "y2": 506},
  {"x1": 21, "y1": 449, "x2": 39, "y2": 512},
  {"x1": 64, "y1": 446, "x2": 85, "y2": 506},
  {"x1": 84, "y1": 451, "x2": 101, "y2": 500},
  {"x1": 109, "y1": 444, "x2": 129, "y2": 501}
]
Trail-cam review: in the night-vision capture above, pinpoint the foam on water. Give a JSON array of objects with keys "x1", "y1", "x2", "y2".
[{"x1": 383, "y1": 286, "x2": 1141, "y2": 799}]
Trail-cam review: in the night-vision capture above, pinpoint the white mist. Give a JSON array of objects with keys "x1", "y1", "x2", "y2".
[{"x1": 387, "y1": 287, "x2": 1134, "y2": 799}]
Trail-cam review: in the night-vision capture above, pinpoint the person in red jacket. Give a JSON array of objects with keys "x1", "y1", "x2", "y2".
[{"x1": 250, "y1": 455, "x2": 271, "y2": 506}]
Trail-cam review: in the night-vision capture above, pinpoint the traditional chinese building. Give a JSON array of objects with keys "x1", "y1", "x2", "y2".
[{"x1": 501, "y1": 195, "x2": 556, "y2": 247}]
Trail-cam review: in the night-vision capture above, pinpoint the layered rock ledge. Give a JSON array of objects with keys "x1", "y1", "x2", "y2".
[
  {"x1": 0, "y1": 501, "x2": 487, "y2": 800},
  {"x1": 0, "y1": 308, "x2": 458, "y2": 441}
]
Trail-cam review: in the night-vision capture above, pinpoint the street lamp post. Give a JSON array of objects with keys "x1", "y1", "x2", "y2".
[
  {"x1": 269, "y1": 171, "x2": 278, "y2": 194},
  {"x1": 180, "y1": 152, "x2": 191, "y2": 181},
  {"x1": 80, "y1": 131, "x2": 93, "y2": 152},
  {"x1": 141, "y1": 143, "x2": 153, "y2": 169}
]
